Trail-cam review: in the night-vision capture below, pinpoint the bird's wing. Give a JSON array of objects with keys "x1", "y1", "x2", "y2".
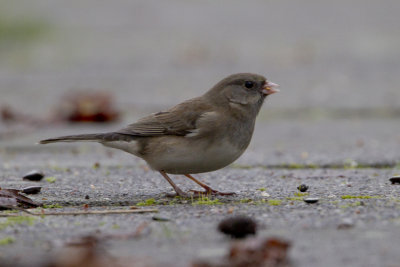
[{"x1": 116, "y1": 98, "x2": 212, "y2": 137}]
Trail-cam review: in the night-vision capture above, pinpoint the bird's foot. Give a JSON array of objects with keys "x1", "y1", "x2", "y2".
[{"x1": 189, "y1": 189, "x2": 236, "y2": 196}]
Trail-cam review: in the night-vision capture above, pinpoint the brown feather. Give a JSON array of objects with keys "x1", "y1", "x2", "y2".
[{"x1": 116, "y1": 97, "x2": 213, "y2": 137}]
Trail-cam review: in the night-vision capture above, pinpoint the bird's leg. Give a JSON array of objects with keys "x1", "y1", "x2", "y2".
[
  {"x1": 159, "y1": 171, "x2": 190, "y2": 197},
  {"x1": 184, "y1": 174, "x2": 235, "y2": 196}
]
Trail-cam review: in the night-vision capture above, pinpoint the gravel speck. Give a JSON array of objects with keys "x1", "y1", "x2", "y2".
[
  {"x1": 22, "y1": 171, "x2": 44, "y2": 181},
  {"x1": 303, "y1": 197, "x2": 319, "y2": 204},
  {"x1": 389, "y1": 176, "x2": 400, "y2": 184},
  {"x1": 297, "y1": 184, "x2": 309, "y2": 192}
]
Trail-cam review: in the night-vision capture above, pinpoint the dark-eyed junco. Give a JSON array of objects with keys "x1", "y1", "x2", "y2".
[{"x1": 40, "y1": 73, "x2": 279, "y2": 197}]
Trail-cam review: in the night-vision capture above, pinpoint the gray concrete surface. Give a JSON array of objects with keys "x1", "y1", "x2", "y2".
[
  {"x1": 0, "y1": 163, "x2": 400, "y2": 267},
  {"x1": 1, "y1": 1, "x2": 400, "y2": 267}
]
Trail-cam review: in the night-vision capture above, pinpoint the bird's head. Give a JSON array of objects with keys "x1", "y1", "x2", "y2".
[{"x1": 206, "y1": 73, "x2": 279, "y2": 117}]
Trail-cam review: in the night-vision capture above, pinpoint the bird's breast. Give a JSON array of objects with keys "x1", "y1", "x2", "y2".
[{"x1": 142, "y1": 136, "x2": 247, "y2": 174}]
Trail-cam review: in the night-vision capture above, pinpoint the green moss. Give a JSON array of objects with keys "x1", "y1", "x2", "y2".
[
  {"x1": 192, "y1": 196, "x2": 221, "y2": 206},
  {"x1": 341, "y1": 195, "x2": 381, "y2": 199},
  {"x1": 230, "y1": 164, "x2": 253, "y2": 169},
  {"x1": 294, "y1": 192, "x2": 309, "y2": 197},
  {"x1": 236, "y1": 198, "x2": 283, "y2": 205},
  {"x1": 286, "y1": 197, "x2": 303, "y2": 201},
  {"x1": 136, "y1": 198, "x2": 157, "y2": 206},
  {"x1": 44, "y1": 177, "x2": 56, "y2": 183},
  {"x1": 42, "y1": 204, "x2": 62, "y2": 209},
  {"x1": 0, "y1": 16, "x2": 49, "y2": 45},
  {"x1": 0, "y1": 216, "x2": 37, "y2": 230},
  {"x1": 0, "y1": 237, "x2": 15, "y2": 245},
  {"x1": 92, "y1": 163, "x2": 100, "y2": 169},
  {"x1": 239, "y1": 198, "x2": 253, "y2": 203},
  {"x1": 279, "y1": 163, "x2": 318, "y2": 169},
  {"x1": 168, "y1": 199, "x2": 179, "y2": 205},
  {"x1": 1, "y1": 210, "x2": 18, "y2": 214},
  {"x1": 287, "y1": 163, "x2": 304, "y2": 169},
  {"x1": 257, "y1": 188, "x2": 266, "y2": 192},
  {"x1": 268, "y1": 199, "x2": 282, "y2": 206},
  {"x1": 343, "y1": 159, "x2": 358, "y2": 169},
  {"x1": 112, "y1": 224, "x2": 120, "y2": 229}
]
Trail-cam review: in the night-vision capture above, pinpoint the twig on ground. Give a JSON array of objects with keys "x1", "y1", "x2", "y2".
[{"x1": 0, "y1": 208, "x2": 158, "y2": 217}]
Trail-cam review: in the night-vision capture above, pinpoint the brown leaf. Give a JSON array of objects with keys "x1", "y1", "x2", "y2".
[
  {"x1": 48, "y1": 234, "x2": 156, "y2": 267},
  {"x1": 0, "y1": 188, "x2": 39, "y2": 210},
  {"x1": 48, "y1": 235, "x2": 115, "y2": 267},
  {"x1": 0, "y1": 106, "x2": 15, "y2": 121},
  {"x1": 54, "y1": 91, "x2": 119, "y2": 123},
  {"x1": 193, "y1": 237, "x2": 291, "y2": 267},
  {"x1": 228, "y1": 238, "x2": 291, "y2": 267}
]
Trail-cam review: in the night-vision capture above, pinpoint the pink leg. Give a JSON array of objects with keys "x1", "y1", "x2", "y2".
[
  {"x1": 159, "y1": 171, "x2": 189, "y2": 197},
  {"x1": 184, "y1": 174, "x2": 235, "y2": 196}
]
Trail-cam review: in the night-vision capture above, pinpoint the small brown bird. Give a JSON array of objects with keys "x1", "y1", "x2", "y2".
[{"x1": 40, "y1": 73, "x2": 279, "y2": 197}]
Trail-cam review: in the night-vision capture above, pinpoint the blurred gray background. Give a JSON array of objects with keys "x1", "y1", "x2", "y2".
[{"x1": 1, "y1": 0, "x2": 399, "y2": 114}]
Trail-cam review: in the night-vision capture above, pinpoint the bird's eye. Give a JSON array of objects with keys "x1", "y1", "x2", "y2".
[{"x1": 244, "y1": 81, "x2": 254, "y2": 89}]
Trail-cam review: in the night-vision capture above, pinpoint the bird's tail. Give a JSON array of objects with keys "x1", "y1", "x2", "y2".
[{"x1": 39, "y1": 133, "x2": 107, "y2": 144}]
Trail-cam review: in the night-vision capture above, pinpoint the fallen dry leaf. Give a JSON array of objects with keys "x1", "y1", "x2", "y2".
[
  {"x1": 193, "y1": 237, "x2": 291, "y2": 267},
  {"x1": 0, "y1": 188, "x2": 39, "y2": 210},
  {"x1": 1, "y1": 91, "x2": 119, "y2": 127},
  {"x1": 54, "y1": 91, "x2": 119, "y2": 123},
  {"x1": 48, "y1": 235, "x2": 116, "y2": 267},
  {"x1": 229, "y1": 238, "x2": 291, "y2": 267},
  {"x1": 47, "y1": 226, "x2": 156, "y2": 267}
]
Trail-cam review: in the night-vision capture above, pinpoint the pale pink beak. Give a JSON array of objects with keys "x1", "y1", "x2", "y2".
[{"x1": 262, "y1": 81, "x2": 280, "y2": 95}]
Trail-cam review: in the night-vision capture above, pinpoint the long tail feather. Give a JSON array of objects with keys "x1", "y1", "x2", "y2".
[{"x1": 39, "y1": 134, "x2": 106, "y2": 144}]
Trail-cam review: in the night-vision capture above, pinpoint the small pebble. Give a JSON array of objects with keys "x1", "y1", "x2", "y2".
[
  {"x1": 85, "y1": 195, "x2": 90, "y2": 199},
  {"x1": 389, "y1": 176, "x2": 400, "y2": 184},
  {"x1": 218, "y1": 215, "x2": 257, "y2": 239},
  {"x1": 260, "y1": 192, "x2": 270, "y2": 197},
  {"x1": 21, "y1": 186, "x2": 42, "y2": 195},
  {"x1": 23, "y1": 171, "x2": 44, "y2": 181},
  {"x1": 297, "y1": 184, "x2": 309, "y2": 192},
  {"x1": 303, "y1": 197, "x2": 319, "y2": 204},
  {"x1": 152, "y1": 216, "x2": 170, "y2": 222}
]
